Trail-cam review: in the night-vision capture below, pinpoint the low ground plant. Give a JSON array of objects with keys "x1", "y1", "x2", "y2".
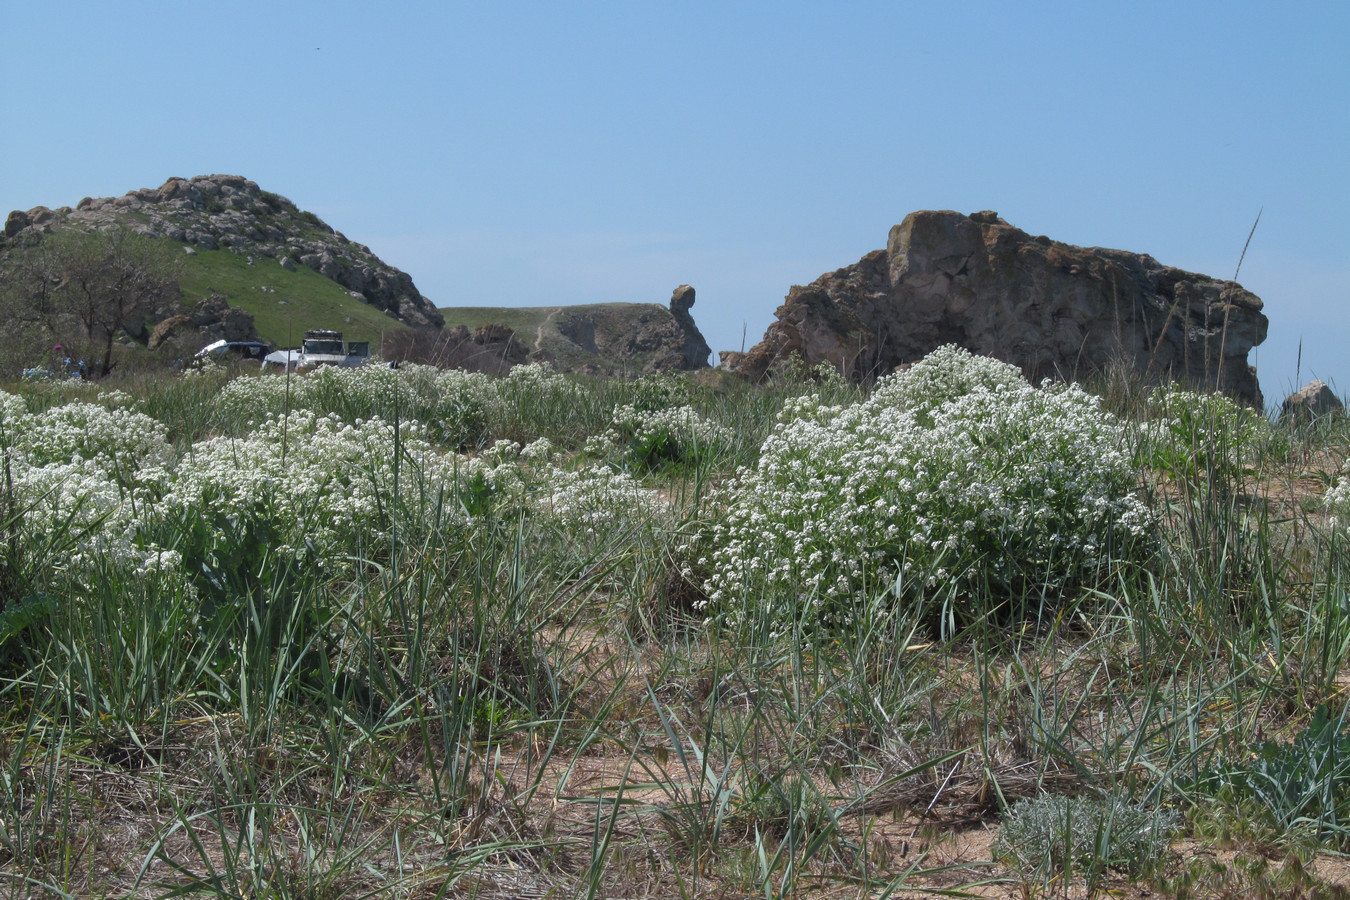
[
  {"x1": 992, "y1": 793, "x2": 1178, "y2": 890},
  {"x1": 1193, "y1": 704, "x2": 1350, "y2": 848},
  {"x1": 1141, "y1": 383, "x2": 1268, "y2": 492}
]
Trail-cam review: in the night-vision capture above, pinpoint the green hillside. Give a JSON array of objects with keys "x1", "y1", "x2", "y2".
[
  {"x1": 177, "y1": 247, "x2": 410, "y2": 347},
  {"x1": 439, "y1": 305, "x2": 555, "y2": 333}
]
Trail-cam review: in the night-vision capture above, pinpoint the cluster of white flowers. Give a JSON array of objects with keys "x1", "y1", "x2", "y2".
[
  {"x1": 161, "y1": 410, "x2": 456, "y2": 562},
  {"x1": 622, "y1": 373, "x2": 692, "y2": 411},
  {"x1": 602, "y1": 403, "x2": 732, "y2": 469},
  {"x1": 211, "y1": 362, "x2": 588, "y2": 449},
  {"x1": 498, "y1": 361, "x2": 580, "y2": 396},
  {"x1": 19, "y1": 402, "x2": 173, "y2": 480},
  {"x1": 702, "y1": 347, "x2": 1151, "y2": 628},
  {"x1": 0, "y1": 395, "x2": 175, "y2": 574},
  {"x1": 535, "y1": 463, "x2": 660, "y2": 540},
  {"x1": 1326, "y1": 464, "x2": 1350, "y2": 534},
  {"x1": 0, "y1": 377, "x2": 663, "y2": 591},
  {"x1": 1141, "y1": 384, "x2": 1268, "y2": 484},
  {"x1": 214, "y1": 365, "x2": 443, "y2": 430},
  {"x1": 870, "y1": 343, "x2": 1028, "y2": 424}
]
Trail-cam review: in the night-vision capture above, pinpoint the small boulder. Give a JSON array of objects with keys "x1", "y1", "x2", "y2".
[
  {"x1": 148, "y1": 315, "x2": 190, "y2": 350},
  {"x1": 1281, "y1": 380, "x2": 1344, "y2": 423},
  {"x1": 4, "y1": 209, "x2": 30, "y2": 238}
]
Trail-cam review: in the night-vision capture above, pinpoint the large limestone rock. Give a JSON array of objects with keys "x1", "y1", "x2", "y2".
[
  {"x1": 440, "y1": 285, "x2": 713, "y2": 376},
  {"x1": 148, "y1": 295, "x2": 262, "y2": 351},
  {"x1": 546, "y1": 287, "x2": 712, "y2": 375},
  {"x1": 722, "y1": 210, "x2": 1269, "y2": 406}
]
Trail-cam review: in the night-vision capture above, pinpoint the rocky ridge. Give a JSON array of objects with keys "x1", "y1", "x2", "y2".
[
  {"x1": 3, "y1": 174, "x2": 443, "y2": 329},
  {"x1": 439, "y1": 285, "x2": 712, "y2": 376},
  {"x1": 722, "y1": 210, "x2": 1269, "y2": 406},
  {"x1": 546, "y1": 285, "x2": 712, "y2": 374}
]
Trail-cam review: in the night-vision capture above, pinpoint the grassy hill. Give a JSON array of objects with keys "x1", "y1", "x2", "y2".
[
  {"x1": 438, "y1": 305, "x2": 557, "y2": 336},
  {"x1": 177, "y1": 247, "x2": 410, "y2": 347},
  {"x1": 1, "y1": 175, "x2": 435, "y2": 365}
]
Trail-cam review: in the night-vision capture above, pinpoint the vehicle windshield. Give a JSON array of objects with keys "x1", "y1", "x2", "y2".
[{"x1": 303, "y1": 340, "x2": 345, "y2": 355}]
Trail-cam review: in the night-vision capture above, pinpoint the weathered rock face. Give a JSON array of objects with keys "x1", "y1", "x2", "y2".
[
  {"x1": 449, "y1": 286, "x2": 713, "y2": 376},
  {"x1": 440, "y1": 324, "x2": 532, "y2": 374},
  {"x1": 2, "y1": 174, "x2": 443, "y2": 329},
  {"x1": 382, "y1": 322, "x2": 531, "y2": 374},
  {"x1": 722, "y1": 210, "x2": 1269, "y2": 406}
]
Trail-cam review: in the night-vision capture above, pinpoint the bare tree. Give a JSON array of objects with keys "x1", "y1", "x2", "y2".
[
  {"x1": 1, "y1": 227, "x2": 182, "y2": 377},
  {"x1": 0, "y1": 232, "x2": 67, "y2": 372}
]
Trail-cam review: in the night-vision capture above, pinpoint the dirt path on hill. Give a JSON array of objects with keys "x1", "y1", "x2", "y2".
[{"x1": 535, "y1": 307, "x2": 561, "y2": 353}]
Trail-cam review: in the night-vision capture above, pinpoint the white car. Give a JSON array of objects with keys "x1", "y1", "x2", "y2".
[{"x1": 262, "y1": 330, "x2": 371, "y2": 372}]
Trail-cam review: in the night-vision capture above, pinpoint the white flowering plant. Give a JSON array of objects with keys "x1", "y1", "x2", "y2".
[
  {"x1": 212, "y1": 364, "x2": 493, "y2": 449},
  {"x1": 0, "y1": 395, "x2": 177, "y2": 584},
  {"x1": 1142, "y1": 384, "x2": 1267, "y2": 490},
  {"x1": 702, "y1": 347, "x2": 1152, "y2": 635},
  {"x1": 621, "y1": 373, "x2": 694, "y2": 412},
  {"x1": 1326, "y1": 464, "x2": 1350, "y2": 535},
  {"x1": 603, "y1": 403, "x2": 733, "y2": 472}
]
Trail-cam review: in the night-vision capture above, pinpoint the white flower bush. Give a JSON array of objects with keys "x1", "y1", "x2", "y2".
[
  {"x1": 622, "y1": 373, "x2": 693, "y2": 412},
  {"x1": 702, "y1": 347, "x2": 1152, "y2": 631},
  {"x1": 162, "y1": 410, "x2": 465, "y2": 565},
  {"x1": 0, "y1": 395, "x2": 174, "y2": 577},
  {"x1": 1142, "y1": 383, "x2": 1267, "y2": 487},
  {"x1": 212, "y1": 362, "x2": 577, "y2": 449},
  {"x1": 20, "y1": 402, "x2": 173, "y2": 485},
  {"x1": 9, "y1": 461, "x2": 153, "y2": 573},
  {"x1": 604, "y1": 403, "x2": 732, "y2": 471},
  {"x1": 870, "y1": 343, "x2": 1028, "y2": 424},
  {"x1": 535, "y1": 463, "x2": 660, "y2": 541}
]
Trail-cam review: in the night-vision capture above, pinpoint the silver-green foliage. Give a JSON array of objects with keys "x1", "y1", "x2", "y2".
[{"x1": 992, "y1": 794, "x2": 1178, "y2": 883}]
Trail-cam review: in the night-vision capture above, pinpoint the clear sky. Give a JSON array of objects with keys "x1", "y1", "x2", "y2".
[{"x1": 3, "y1": 1, "x2": 1346, "y2": 407}]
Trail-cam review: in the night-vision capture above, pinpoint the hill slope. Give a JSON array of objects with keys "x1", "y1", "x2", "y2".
[{"x1": 2, "y1": 174, "x2": 439, "y2": 349}]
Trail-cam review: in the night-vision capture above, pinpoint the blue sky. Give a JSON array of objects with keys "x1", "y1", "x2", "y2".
[{"x1": 3, "y1": 1, "x2": 1346, "y2": 406}]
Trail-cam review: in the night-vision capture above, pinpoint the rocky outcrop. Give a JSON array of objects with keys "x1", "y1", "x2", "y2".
[
  {"x1": 722, "y1": 210, "x2": 1269, "y2": 406},
  {"x1": 1281, "y1": 380, "x2": 1343, "y2": 422},
  {"x1": 382, "y1": 322, "x2": 530, "y2": 374},
  {"x1": 3, "y1": 174, "x2": 443, "y2": 329},
  {"x1": 670, "y1": 285, "x2": 713, "y2": 370},
  {"x1": 441, "y1": 286, "x2": 714, "y2": 376},
  {"x1": 147, "y1": 294, "x2": 262, "y2": 351},
  {"x1": 543, "y1": 287, "x2": 712, "y2": 375}
]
